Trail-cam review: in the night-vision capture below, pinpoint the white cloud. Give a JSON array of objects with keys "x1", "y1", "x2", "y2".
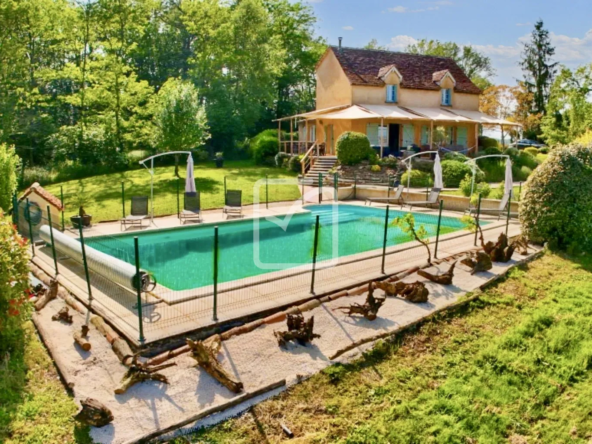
[
  {"x1": 388, "y1": 6, "x2": 409, "y2": 13},
  {"x1": 516, "y1": 22, "x2": 531, "y2": 27},
  {"x1": 342, "y1": 26, "x2": 354, "y2": 31},
  {"x1": 387, "y1": 35, "x2": 418, "y2": 51}
]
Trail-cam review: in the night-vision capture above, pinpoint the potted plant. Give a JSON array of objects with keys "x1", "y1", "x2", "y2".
[
  {"x1": 215, "y1": 152, "x2": 224, "y2": 168},
  {"x1": 71, "y1": 206, "x2": 92, "y2": 229}
]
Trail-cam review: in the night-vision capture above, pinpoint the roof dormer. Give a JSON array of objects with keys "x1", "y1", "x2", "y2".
[
  {"x1": 378, "y1": 64, "x2": 403, "y2": 85},
  {"x1": 433, "y1": 69, "x2": 456, "y2": 88}
]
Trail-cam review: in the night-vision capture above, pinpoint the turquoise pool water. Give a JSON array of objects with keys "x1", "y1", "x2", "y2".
[{"x1": 86, "y1": 205, "x2": 472, "y2": 291}]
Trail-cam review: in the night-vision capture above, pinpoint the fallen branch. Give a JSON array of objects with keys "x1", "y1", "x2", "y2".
[
  {"x1": 73, "y1": 325, "x2": 91, "y2": 351},
  {"x1": 90, "y1": 315, "x2": 134, "y2": 366},
  {"x1": 34, "y1": 279, "x2": 58, "y2": 311},
  {"x1": 374, "y1": 280, "x2": 429, "y2": 303},
  {"x1": 187, "y1": 338, "x2": 243, "y2": 393},
  {"x1": 114, "y1": 354, "x2": 176, "y2": 394},
  {"x1": 274, "y1": 312, "x2": 320, "y2": 347},
  {"x1": 336, "y1": 286, "x2": 385, "y2": 321},
  {"x1": 73, "y1": 398, "x2": 113, "y2": 427},
  {"x1": 417, "y1": 261, "x2": 456, "y2": 285},
  {"x1": 52, "y1": 306, "x2": 73, "y2": 324},
  {"x1": 461, "y1": 251, "x2": 492, "y2": 275}
]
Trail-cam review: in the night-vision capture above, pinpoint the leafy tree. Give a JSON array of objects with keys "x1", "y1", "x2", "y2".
[
  {"x1": 480, "y1": 85, "x2": 518, "y2": 146},
  {"x1": 153, "y1": 78, "x2": 209, "y2": 176},
  {"x1": 0, "y1": 144, "x2": 21, "y2": 211},
  {"x1": 406, "y1": 39, "x2": 495, "y2": 85},
  {"x1": 364, "y1": 39, "x2": 387, "y2": 50},
  {"x1": 511, "y1": 81, "x2": 543, "y2": 139},
  {"x1": 520, "y1": 20, "x2": 558, "y2": 116}
]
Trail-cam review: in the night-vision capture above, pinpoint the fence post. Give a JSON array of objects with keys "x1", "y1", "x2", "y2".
[
  {"x1": 134, "y1": 237, "x2": 145, "y2": 343},
  {"x1": 78, "y1": 222, "x2": 93, "y2": 303},
  {"x1": 26, "y1": 199, "x2": 35, "y2": 257},
  {"x1": 354, "y1": 173, "x2": 357, "y2": 199},
  {"x1": 318, "y1": 173, "x2": 322, "y2": 204},
  {"x1": 265, "y1": 174, "x2": 269, "y2": 209},
  {"x1": 310, "y1": 215, "x2": 320, "y2": 294},
  {"x1": 224, "y1": 176, "x2": 227, "y2": 196},
  {"x1": 505, "y1": 192, "x2": 511, "y2": 237},
  {"x1": 334, "y1": 172, "x2": 338, "y2": 201},
  {"x1": 518, "y1": 182, "x2": 522, "y2": 201},
  {"x1": 213, "y1": 226, "x2": 219, "y2": 322},
  {"x1": 12, "y1": 193, "x2": 18, "y2": 226},
  {"x1": 47, "y1": 205, "x2": 59, "y2": 276},
  {"x1": 387, "y1": 174, "x2": 391, "y2": 199},
  {"x1": 176, "y1": 177, "x2": 180, "y2": 218},
  {"x1": 434, "y1": 200, "x2": 444, "y2": 259},
  {"x1": 60, "y1": 186, "x2": 65, "y2": 231},
  {"x1": 381, "y1": 205, "x2": 390, "y2": 274},
  {"x1": 301, "y1": 176, "x2": 304, "y2": 205},
  {"x1": 474, "y1": 193, "x2": 482, "y2": 247}
]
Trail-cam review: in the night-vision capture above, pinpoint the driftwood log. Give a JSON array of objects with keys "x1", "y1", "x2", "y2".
[
  {"x1": 51, "y1": 306, "x2": 73, "y2": 324},
  {"x1": 461, "y1": 251, "x2": 493, "y2": 275},
  {"x1": 34, "y1": 279, "x2": 58, "y2": 311},
  {"x1": 417, "y1": 261, "x2": 456, "y2": 285},
  {"x1": 115, "y1": 354, "x2": 176, "y2": 394},
  {"x1": 90, "y1": 316, "x2": 134, "y2": 366},
  {"x1": 374, "y1": 280, "x2": 429, "y2": 303},
  {"x1": 73, "y1": 325, "x2": 91, "y2": 351},
  {"x1": 274, "y1": 312, "x2": 320, "y2": 347},
  {"x1": 187, "y1": 337, "x2": 243, "y2": 393},
  {"x1": 147, "y1": 345, "x2": 190, "y2": 367},
  {"x1": 514, "y1": 236, "x2": 529, "y2": 256},
  {"x1": 73, "y1": 398, "x2": 113, "y2": 427},
  {"x1": 336, "y1": 285, "x2": 385, "y2": 320}
]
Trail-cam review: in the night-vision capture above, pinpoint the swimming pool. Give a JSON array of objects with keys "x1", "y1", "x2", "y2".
[{"x1": 86, "y1": 204, "x2": 472, "y2": 291}]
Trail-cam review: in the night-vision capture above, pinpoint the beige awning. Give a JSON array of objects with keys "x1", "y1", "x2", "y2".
[
  {"x1": 313, "y1": 105, "x2": 380, "y2": 120},
  {"x1": 358, "y1": 104, "x2": 421, "y2": 120},
  {"x1": 273, "y1": 105, "x2": 350, "y2": 121},
  {"x1": 401, "y1": 106, "x2": 475, "y2": 123},
  {"x1": 446, "y1": 109, "x2": 522, "y2": 127}
]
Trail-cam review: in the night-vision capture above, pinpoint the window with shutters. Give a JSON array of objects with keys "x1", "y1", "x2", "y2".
[
  {"x1": 402, "y1": 124, "x2": 415, "y2": 147},
  {"x1": 441, "y1": 88, "x2": 452, "y2": 106},
  {"x1": 457, "y1": 127, "x2": 468, "y2": 147},
  {"x1": 366, "y1": 124, "x2": 379, "y2": 146},
  {"x1": 386, "y1": 85, "x2": 398, "y2": 103},
  {"x1": 421, "y1": 125, "x2": 430, "y2": 145}
]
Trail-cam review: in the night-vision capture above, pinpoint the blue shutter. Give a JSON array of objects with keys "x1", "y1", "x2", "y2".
[
  {"x1": 442, "y1": 88, "x2": 452, "y2": 106},
  {"x1": 392, "y1": 85, "x2": 398, "y2": 102},
  {"x1": 386, "y1": 85, "x2": 398, "y2": 103}
]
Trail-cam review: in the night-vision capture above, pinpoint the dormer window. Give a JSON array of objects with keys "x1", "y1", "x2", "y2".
[
  {"x1": 386, "y1": 85, "x2": 398, "y2": 103},
  {"x1": 441, "y1": 88, "x2": 452, "y2": 106}
]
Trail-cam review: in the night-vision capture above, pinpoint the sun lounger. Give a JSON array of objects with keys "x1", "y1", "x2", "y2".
[
  {"x1": 180, "y1": 192, "x2": 202, "y2": 224},
  {"x1": 365, "y1": 184, "x2": 405, "y2": 206},
  {"x1": 467, "y1": 192, "x2": 516, "y2": 220},
  {"x1": 223, "y1": 190, "x2": 242, "y2": 218},
  {"x1": 120, "y1": 196, "x2": 149, "y2": 230},
  {"x1": 403, "y1": 188, "x2": 441, "y2": 210}
]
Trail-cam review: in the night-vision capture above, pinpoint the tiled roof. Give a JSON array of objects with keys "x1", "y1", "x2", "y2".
[
  {"x1": 329, "y1": 46, "x2": 481, "y2": 95},
  {"x1": 432, "y1": 69, "x2": 452, "y2": 83},
  {"x1": 19, "y1": 182, "x2": 64, "y2": 211}
]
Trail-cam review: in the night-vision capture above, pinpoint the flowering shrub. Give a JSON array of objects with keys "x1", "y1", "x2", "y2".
[{"x1": 0, "y1": 212, "x2": 31, "y2": 354}]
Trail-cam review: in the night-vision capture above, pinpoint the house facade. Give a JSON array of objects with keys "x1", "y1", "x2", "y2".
[{"x1": 278, "y1": 43, "x2": 518, "y2": 159}]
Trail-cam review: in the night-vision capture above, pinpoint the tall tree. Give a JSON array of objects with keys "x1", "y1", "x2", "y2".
[
  {"x1": 406, "y1": 39, "x2": 495, "y2": 87},
  {"x1": 480, "y1": 85, "x2": 518, "y2": 145},
  {"x1": 520, "y1": 20, "x2": 558, "y2": 116}
]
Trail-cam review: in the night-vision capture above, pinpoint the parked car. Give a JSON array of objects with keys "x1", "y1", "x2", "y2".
[{"x1": 510, "y1": 139, "x2": 546, "y2": 149}]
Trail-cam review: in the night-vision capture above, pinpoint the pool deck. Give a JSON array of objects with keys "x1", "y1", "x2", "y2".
[{"x1": 32, "y1": 199, "x2": 522, "y2": 347}]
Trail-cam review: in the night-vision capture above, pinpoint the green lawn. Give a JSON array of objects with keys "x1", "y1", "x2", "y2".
[
  {"x1": 44, "y1": 161, "x2": 300, "y2": 223},
  {"x1": 183, "y1": 252, "x2": 592, "y2": 443},
  {"x1": 442, "y1": 185, "x2": 523, "y2": 199}
]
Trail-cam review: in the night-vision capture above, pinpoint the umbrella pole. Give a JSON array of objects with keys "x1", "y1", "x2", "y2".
[
  {"x1": 150, "y1": 158, "x2": 155, "y2": 226},
  {"x1": 470, "y1": 162, "x2": 476, "y2": 198}
]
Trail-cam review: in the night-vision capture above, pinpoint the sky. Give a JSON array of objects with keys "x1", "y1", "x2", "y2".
[{"x1": 304, "y1": 0, "x2": 592, "y2": 86}]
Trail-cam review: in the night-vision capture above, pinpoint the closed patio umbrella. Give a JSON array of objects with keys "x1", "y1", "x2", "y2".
[
  {"x1": 433, "y1": 153, "x2": 443, "y2": 189},
  {"x1": 185, "y1": 154, "x2": 197, "y2": 196},
  {"x1": 504, "y1": 158, "x2": 513, "y2": 196}
]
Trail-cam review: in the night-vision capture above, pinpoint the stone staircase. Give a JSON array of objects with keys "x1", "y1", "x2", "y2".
[{"x1": 301, "y1": 156, "x2": 338, "y2": 186}]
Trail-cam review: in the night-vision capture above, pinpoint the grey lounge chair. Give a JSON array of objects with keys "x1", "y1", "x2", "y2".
[
  {"x1": 404, "y1": 188, "x2": 441, "y2": 210},
  {"x1": 120, "y1": 196, "x2": 149, "y2": 230},
  {"x1": 467, "y1": 192, "x2": 515, "y2": 220},
  {"x1": 180, "y1": 192, "x2": 202, "y2": 224},
  {"x1": 224, "y1": 190, "x2": 242, "y2": 218},
  {"x1": 366, "y1": 185, "x2": 405, "y2": 206}
]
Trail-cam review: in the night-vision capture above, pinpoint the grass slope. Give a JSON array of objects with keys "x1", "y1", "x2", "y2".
[
  {"x1": 0, "y1": 322, "x2": 91, "y2": 443},
  {"x1": 184, "y1": 252, "x2": 592, "y2": 443},
  {"x1": 44, "y1": 161, "x2": 300, "y2": 223}
]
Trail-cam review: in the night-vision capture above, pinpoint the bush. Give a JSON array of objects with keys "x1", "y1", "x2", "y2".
[
  {"x1": 524, "y1": 147, "x2": 539, "y2": 157},
  {"x1": 379, "y1": 155, "x2": 400, "y2": 168},
  {"x1": 336, "y1": 132, "x2": 374, "y2": 166},
  {"x1": 288, "y1": 155, "x2": 302, "y2": 173},
  {"x1": 370, "y1": 165, "x2": 381, "y2": 172},
  {"x1": 520, "y1": 144, "x2": 592, "y2": 251},
  {"x1": 443, "y1": 151, "x2": 468, "y2": 162},
  {"x1": 251, "y1": 130, "x2": 280, "y2": 165},
  {"x1": 441, "y1": 160, "x2": 484, "y2": 187},
  {"x1": 275, "y1": 152, "x2": 290, "y2": 168},
  {"x1": 401, "y1": 169, "x2": 433, "y2": 187},
  {"x1": 459, "y1": 175, "x2": 491, "y2": 198},
  {"x1": 538, "y1": 147, "x2": 550, "y2": 154},
  {"x1": 490, "y1": 182, "x2": 506, "y2": 200},
  {"x1": 0, "y1": 213, "x2": 31, "y2": 355},
  {"x1": 0, "y1": 144, "x2": 21, "y2": 211},
  {"x1": 483, "y1": 146, "x2": 502, "y2": 156},
  {"x1": 479, "y1": 136, "x2": 499, "y2": 149}
]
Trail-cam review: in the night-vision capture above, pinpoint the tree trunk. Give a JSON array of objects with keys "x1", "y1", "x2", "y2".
[{"x1": 187, "y1": 339, "x2": 243, "y2": 393}]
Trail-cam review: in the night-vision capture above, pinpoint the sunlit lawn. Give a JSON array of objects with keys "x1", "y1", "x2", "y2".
[
  {"x1": 442, "y1": 185, "x2": 523, "y2": 199},
  {"x1": 45, "y1": 160, "x2": 300, "y2": 223}
]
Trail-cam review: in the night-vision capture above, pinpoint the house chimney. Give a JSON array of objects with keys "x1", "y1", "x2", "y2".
[{"x1": 338, "y1": 37, "x2": 343, "y2": 50}]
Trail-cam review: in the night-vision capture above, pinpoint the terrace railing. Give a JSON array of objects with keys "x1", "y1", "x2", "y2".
[{"x1": 280, "y1": 141, "x2": 315, "y2": 156}]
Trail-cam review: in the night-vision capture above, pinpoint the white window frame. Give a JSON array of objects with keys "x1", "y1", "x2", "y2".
[
  {"x1": 386, "y1": 85, "x2": 398, "y2": 103},
  {"x1": 378, "y1": 125, "x2": 389, "y2": 146},
  {"x1": 366, "y1": 123, "x2": 379, "y2": 146}
]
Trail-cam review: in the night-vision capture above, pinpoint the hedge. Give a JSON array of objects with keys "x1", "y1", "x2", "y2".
[
  {"x1": 336, "y1": 132, "x2": 374, "y2": 165},
  {"x1": 520, "y1": 144, "x2": 592, "y2": 251},
  {"x1": 441, "y1": 160, "x2": 484, "y2": 187},
  {"x1": 401, "y1": 170, "x2": 433, "y2": 187}
]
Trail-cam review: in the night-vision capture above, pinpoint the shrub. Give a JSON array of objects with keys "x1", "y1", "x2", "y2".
[
  {"x1": 538, "y1": 147, "x2": 550, "y2": 154},
  {"x1": 379, "y1": 155, "x2": 400, "y2": 168},
  {"x1": 479, "y1": 136, "x2": 499, "y2": 149},
  {"x1": 288, "y1": 155, "x2": 302, "y2": 173},
  {"x1": 490, "y1": 182, "x2": 506, "y2": 200},
  {"x1": 443, "y1": 151, "x2": 468, "y2": 162},
  {"x1": 336, "y1": 132, "x2": 374, "y2": 166},
  {"x1": 441, "y1": 160, "x2": 484, "y2": 187},
  {"x1": 459, "y1": 175, "x2": 491, "y2": 198},
  {"x1": 401, "y1": 170, "x2": 433, "y2": 187},
  {"x1": 370, "y1": 165, "x2": 382, "y2": 172},
  {"x1": 483, "y1": 146, "x2": 503, "y2": 156},
  {"x1": 524, "y1": 147, "x2": 539, "y2": 157},
  {"x1": 0, "y1": 144, "x2": 21, "y2": 211},
  {"x1": 0, "y1": 213, "x2": 31, "y2": 355},
  {"x1": 520, "y1": 144, "x2": 592, "y2": 251},
  {"x1": 275, "y1": 152, "x2": 290, "y2": 168},
  {"x1": 251, "y1": 130, "x2": 280, "y2": 165}
]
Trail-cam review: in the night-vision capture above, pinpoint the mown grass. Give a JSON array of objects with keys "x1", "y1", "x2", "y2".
[
  {"x1": 0, "y1": 322, "x2": 91, "y2": 443},
  {"x1": 442, "y1": 184, "x2": 522, "y2": 198},
  {"x1": 44, "y1": 160, "x2": 300, "y2": 223},
  {"x1": 183, "y1": 252, "x2": 592, "y2": 443}
]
